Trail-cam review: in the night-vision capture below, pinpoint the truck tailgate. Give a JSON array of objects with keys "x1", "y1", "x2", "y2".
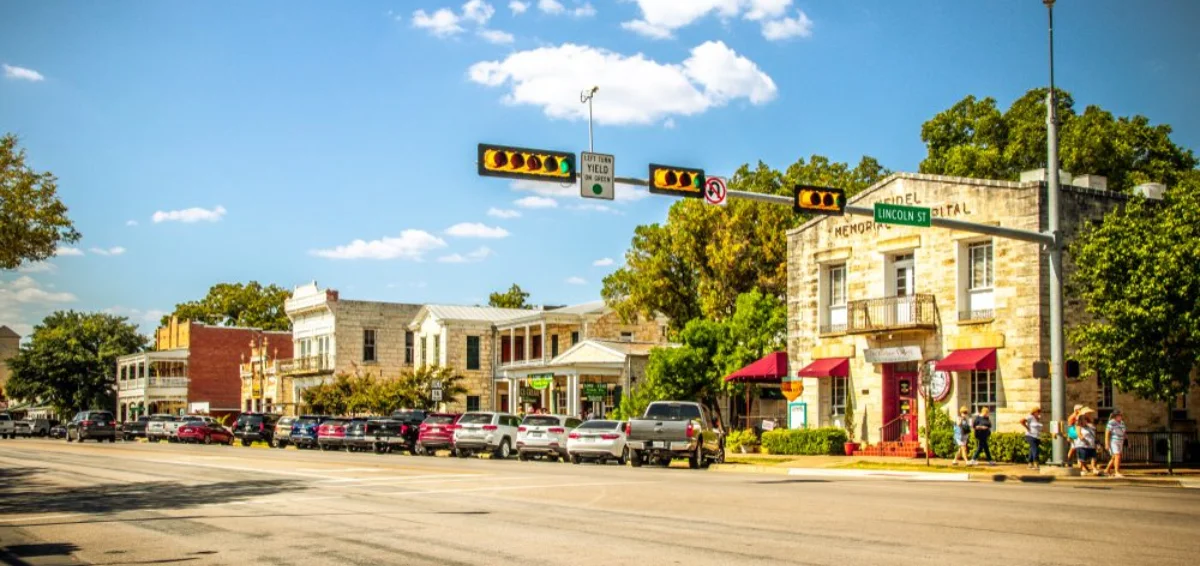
[{"x1": 627, "y1": 419, "x2": 690, "y2": 444}]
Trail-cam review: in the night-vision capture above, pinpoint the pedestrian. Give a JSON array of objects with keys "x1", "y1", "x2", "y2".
[
  {"x1": 1077, "y1": 408, "x2": 1099, "y2": 475},
  {"x1": 951, "y1": 407, "x2": 971, "y2": 466},
  {"x1": 1063, "y1": 403, "x2": 1083, "y2": 468},
  {"x1": 969, "y1": 406, "x2": 995, "y2": 466},
  {"x1": 1103, "y1": 409, "x2": 1127, "y2": 478},
  {"x1": 1020, "y1": 406, "x2": 1044, "y2": 470}
]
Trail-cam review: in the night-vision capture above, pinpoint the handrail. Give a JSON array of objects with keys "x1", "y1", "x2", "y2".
[{"x1": 879, "y1": 415, "x2": 909, "y2": 443}]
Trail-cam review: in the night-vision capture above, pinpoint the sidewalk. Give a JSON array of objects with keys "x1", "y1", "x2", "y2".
[{"x1": 714, "y1": 453, "x2": 1200, "y2": 487}]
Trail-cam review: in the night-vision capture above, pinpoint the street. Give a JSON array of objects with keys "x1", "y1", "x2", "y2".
[{"x1": 1, "y1": 440, "x2": 1198, "y2": 565}]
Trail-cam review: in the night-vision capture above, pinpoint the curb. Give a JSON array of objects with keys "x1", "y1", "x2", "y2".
[
  {"x1": 711, "y1": 464, "x2": 968, "y2": 482},
  {"x1": 970, "y1": 473, "x2": 1186, "y2": 487}
]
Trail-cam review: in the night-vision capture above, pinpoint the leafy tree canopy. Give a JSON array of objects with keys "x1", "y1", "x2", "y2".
[
  {"x1": 919, "y1": 88, "x2": 1197, "y2": 191},
  {"x1": 161, "y1": 281, "x2": 291, "y2": 331},
  {"x1": 301, "y1": 365, "x2": 467, "y2": 415},
  {"x1": 0, "y1": 133, "x2": 81, "y2": 269},
  {"x1": 5, "y1": 311, "x2": 148, "y2": 416},
  {"x1": 488, "y1": 284, "x2": 531, "y2": 309}
]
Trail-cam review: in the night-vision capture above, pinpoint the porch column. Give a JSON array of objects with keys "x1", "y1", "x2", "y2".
[
  {"x1": 509, "y1": 327, "x2": 515, "y2": 363},
  {"x1": 540, "y1": 321, "x2": 547, "y2": 362},
  {"x1": 523, "y1": 325, "x2": 531, "y2": 363},
  {"x1": 508, "y1": 379, "x2": 518, "y2": 413},
  {"x1": 568, "y1": 372, "x2": 580, "y2": 417}
]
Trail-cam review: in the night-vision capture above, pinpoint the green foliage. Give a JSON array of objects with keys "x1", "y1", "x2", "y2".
[
  {"x1": 0, "y1": 133, "x2": 81, "y2": 269},
  {"x1": 161, "y1": 281, "x2": 291, "y2": 331},
  {"x1": 923, "y1": 404, "x2": 958, "y2": 459},
  {"x1": 300, "y1": 365, "x2": 468, "y2": 415},
  {"x1": 761, "y1": 427, "x2": 849, "y2": 456},
  {"x1": 5, "y1": 311, "x2": 147, "y2": 416},
  {"x1": 919, "y1": 88, "x2": 1197, "y2": 191},
  {"x1": 603, "y1": 156, "x2": 888, "y2": 330},
  {"x1": 488, "y1": 284, "x2": 530, "y2": 309},
  {"x1": 725, "y1": 429, "x2": 759, "y2": 454}
]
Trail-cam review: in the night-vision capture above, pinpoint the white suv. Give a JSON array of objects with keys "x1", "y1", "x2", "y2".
[
  {"x1": 453, "y1": 412, "x2": 520, "y2": 459},
  {"x1": 517, "y1": 414, "x2": 582, "y2": 462}
]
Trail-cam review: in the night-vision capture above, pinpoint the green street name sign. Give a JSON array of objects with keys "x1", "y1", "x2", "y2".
[{"x1": 874, "y1": 202, "x2": 931, "y2": 228}]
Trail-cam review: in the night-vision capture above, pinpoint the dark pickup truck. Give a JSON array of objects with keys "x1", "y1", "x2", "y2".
[{"x1": 625, "y1": 401, "x2": 723, "y2": 469}]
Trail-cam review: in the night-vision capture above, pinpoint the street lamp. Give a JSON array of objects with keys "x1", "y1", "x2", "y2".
[
  {"x1": 1043, "y1": 0, "x2": 1067, "y2": 466},
  {"x1": 580, "y1": 86, "x2": 599, "y2": 152}
]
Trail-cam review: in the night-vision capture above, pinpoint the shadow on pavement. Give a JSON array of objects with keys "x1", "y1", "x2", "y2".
[
  {"x1": 0, "y1": 468, "x2": 51, "y2": 493},
  {"x1": 0, "y1": 478, "x2": 304, "y2": 516},
  {"x1": 0, "y1": 542, "x2": 81, "y2": 566}
]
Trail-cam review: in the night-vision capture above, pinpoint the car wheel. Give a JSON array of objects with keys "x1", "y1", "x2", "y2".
[
  {"x1": 629, "y1": 449, "x2": 642, "y2": 467},
  {"x1": 617, "y1": 447, "x2": 629, "y2": 466},
  {"x1": 240, "y1": 439, "x2": 251, "y2": 447},
  {"x1": 203, "y1": 434, "x2": 212, "y2": 445},
  {"x1": 67, "y1": 431, "x2": 75, "y2": 443},
  {"x1": 688, "y1": 444, "x2": 702, "y2": 469},
  {"x1": 108, "y1": 436, "x2": 116, "y2": 443},
  {"x1": 571, "y1": 453, "x2": 581, "y2": 465},
  {"x1": 495, "y1": 438, "x2": 511, "y2": 459}
]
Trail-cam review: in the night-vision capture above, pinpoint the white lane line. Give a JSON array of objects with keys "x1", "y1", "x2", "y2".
[
  {"x1": 323, "y1": 475, "x2": 545, "y2": 488},
  {"x1": 319, "y1": 473, "x2": 480, "y2": 484},
  {"x1": 297, "y1": 467, "x2": 386, "y2": 473},
  {"x1": 376, "y1": 480, "x2": 650, "y2": 497},
  {"x1": 0, "y1": 513, "x2": 85, "y2": 524},
  {"x1": 205, "y1": 495, "x2": 347, "y2": 507},
  {"x1": 786, "y1": 467, "x2": 970, "y2": 482}
]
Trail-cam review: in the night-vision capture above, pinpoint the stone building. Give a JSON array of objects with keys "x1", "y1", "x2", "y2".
[
  {"x1": 786, "y1": 171, "x2": 1196, "y2": 446},
  {"x1": 239, "y1": 334, "x2": 293, "y2": 414},
  {"x1": 0, "y1": 325, "x2": 19, "y2": 406},
  {"x1": 281, "y1": 282, "x2": 422, "y2": 412}
]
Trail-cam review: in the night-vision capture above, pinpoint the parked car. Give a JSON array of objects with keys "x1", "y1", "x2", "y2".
[
  {"x1": 567, "y1": 419, "x2": 629, "y2": 465},
  {"x1": 166, "y1": 415, "x2": 217, "y2": 442},
  {"x1": 387, "y1": 409, "x2": 428, "y2": 454},
  {"x1": 289, "y1": 415, "x2": 330, "y2": 449},
  {"x1": 318, "y1": 418, "x2": 362, "y2": 451},
  {"x1": 121, "y1": 416, "x2": 151, "y2": 441},
  {"x1": 625, "y1": 401, "x2": 723, "y2": 469},
  {"x1": 146, "y1": 414, "x2": 179, "y2": 442},
  {"x1": 177, "y1": 420, "x2": 234, "y2": 445},
  {"x1": 417, "y1": 412, "x2": 461, "y2": 456},
  {"x1": 517, "y1": 414, "x2": 582, "y2": 462},
  {"x1": 270, "y1": 416, "x2": 296, "y2": 448},
  {"x1": 15, "y1": 418, "x2": 55, "y2": 437},
  {"x1": 342, "y1": 419, "x2": 405, "y2": 454},
  {"x1": 49, "y1": 423, "x2": 67, "y2": 439},
  {"x1": 0, "y1": 413, "x2": 14, "y2": 439},
  {"x1": 233, "y1": 412, "x2": 281, "y2": 447},
  {"x1": 66, "y1": 410, "x2": 117, "y2": 443},
  {"x1": 452, "y1": 412, "x2": 520, "y2": 459}
]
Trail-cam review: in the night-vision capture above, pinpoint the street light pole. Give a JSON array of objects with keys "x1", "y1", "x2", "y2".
[
  {"x1": 580, "y1": 86, "x2": 598, "y2": 152},
  {"x1": 1044, "y1": 0, "x2": 1067, "y2": 466}
]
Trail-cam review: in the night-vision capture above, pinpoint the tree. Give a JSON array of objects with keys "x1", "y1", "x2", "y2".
[
  {"x1": 603, "y1": 156, "x2": 888, "y2": 330},
  {"x1": 399, "y1": 365, "x2": 468, "y2": 410},
  {"x1": 920, "y1": 88, "x2": 1197, "y2": 191},
  {"x1": 161, "y1": 281, "x2": 291, "y2": 331},
  {"x1": 299, "y1": 365, "x2": 469, "y2": 415},
  {"x1": 488, "y1": 284, "x2": 531, "y2": 309},
  {"x1": 1068, "y1": 172, "x2": 1200, "y2": 473},
  {"x1": 718, "y1": 289, "x2": 788, "y2": 421},
  {"x1": 0, "y1": 133, "x2": 81, "y2": 269},
  {"x1": 5, "y1": 311, "x2": 148, "y2": 416}
]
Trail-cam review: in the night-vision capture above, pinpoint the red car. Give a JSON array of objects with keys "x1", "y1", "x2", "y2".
[
  {"x1": 177, "y1": 421, "x2": 234, "y2": 445},
  {"x1": 417, "y1": 413, "x2": 462, "y2": 456}
]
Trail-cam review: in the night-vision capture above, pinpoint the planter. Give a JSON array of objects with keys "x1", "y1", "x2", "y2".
[{"x1": 843, "y1": 442, "x2": 860, "y2": 456}]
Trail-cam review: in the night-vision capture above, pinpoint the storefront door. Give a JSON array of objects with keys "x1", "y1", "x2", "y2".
[{"x1": 882, "y1": 362, "x2": 920, "y2": 442}]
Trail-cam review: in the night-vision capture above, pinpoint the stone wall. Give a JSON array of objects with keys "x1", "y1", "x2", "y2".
[
  {"x1": 332, "y1": 300, "x2": 421, "y2": 378},
  {"x1": 0, "y1": 328, "x2": 19, "y2": 397},
  {"x1": 441, "y1": 322, "x2": 496, "y2": 412},
  {"x1": 587, "y1": 311, "x2": 666, "y2": 343}
]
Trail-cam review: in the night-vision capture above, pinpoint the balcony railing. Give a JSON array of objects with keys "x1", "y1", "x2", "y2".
[
  {"x1": 279, "y1": 354, "x2": 332, "y2": 376},
  {"x1": 119, "y1": 377, "x2": 190, "y2": 391},
  {"x1": 498, "y1": 357, "x2": 548, "y2": 370},
  {"x1": 846, "y1": 294, "x2": 938, "y2": 335}
]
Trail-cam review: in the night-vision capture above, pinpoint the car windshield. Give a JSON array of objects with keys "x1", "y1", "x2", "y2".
[
  {"x1": 278, "y1": 418, "x2": 295, "y2": 427},
  {"x1": 237, "y1": 415, "x2": 263, "y2": 425},
  {"x1": 522, "y1": 416, "x2": 561, "y2": 427},
  {"x1": 0, "y1": 415, "x2": 11, "y2": 421},
  {"x1": 577, "y1": 420, "x2": 620, "y2": 430},
  {"x1": 295, "y1": 418, "x2": 319, "y2": 427},
  {"x1": 425, "y1": 414, "x2": 456, "y2": 425},
  {"x1": 644, "y1": 403, "x2": 702, "y2": 421},
  {"x1": 391, "y1": 411, "x2": 425, "y2": 421},
  {"x1": 458, "y1": 414, "x2": 493, "y2": 425}
]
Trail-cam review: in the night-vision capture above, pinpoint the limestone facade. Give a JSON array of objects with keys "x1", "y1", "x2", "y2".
[{"x1": 0, "y1": 326, "x2": 19, "y2": 403}]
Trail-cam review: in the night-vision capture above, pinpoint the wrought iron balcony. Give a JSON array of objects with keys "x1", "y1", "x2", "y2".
[
  {"x1": 846, "y1": 294, "x2": 938, "y2": 335},
  {"x1": 278, "y1": 354, "x2": 332, "y2": 376}
]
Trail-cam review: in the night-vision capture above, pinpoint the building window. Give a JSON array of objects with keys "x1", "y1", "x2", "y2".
[
  {"x1": 1173, "y1": 394, "x2": 1189, "y2": 421},
  {"x1": 433, "y1": 334, "x2": 441, "y2": 366},
  {"x1": 363, "y1": 329, "x2": 377, "y2": 362},
  {"x1": 466, "y1": 336, "x2": 480, "y2": 370},
  {"x1": 970, "y1": 370, "x2": 997, "y2": 417},
  {"x1": 551, "y1": 335, "x2": 559, "y2": 358},
  {"x1": 620, "y1": 331, "x2": 634, "y2": 342},
  {"x1": 466, "y1": 396, "x2": 481, "y2": 412},
  {"x1": 822, "y1": 264, "x2": 848, "y2": 333},
  {"x1": 571, "y1": 331, "x2": 580, "y2": 345},
  {"x1": 1097, "y1": 373, "x2": 1114, "y2": 421},
  {"x1": 962, "y1": 241, "x2": 995, "y2": 321},
  {"x1": 830, "y1": 376, "x2": 847, "y2": 416},
  {"x1": 405, "y1": 331, "x2": 414, "y2": 364}
]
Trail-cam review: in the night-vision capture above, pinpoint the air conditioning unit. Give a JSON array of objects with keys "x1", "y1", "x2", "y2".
[
  {"x1": 1071, "y1": 174, "x2": 1108, "y2": 190},
  {"x1": 1135, "y1": 183, "x2": 1166, "y2": 200}
]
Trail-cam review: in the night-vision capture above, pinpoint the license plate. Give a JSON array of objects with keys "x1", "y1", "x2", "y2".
[
  {"x1": 431, "y1": 427, "x2": 440, "y2": 432},
  {"x1": 530, "y1": 432, "x2": 543, "y2": 438}
]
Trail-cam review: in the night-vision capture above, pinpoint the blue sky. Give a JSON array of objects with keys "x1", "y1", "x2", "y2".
[{"x1": 2, "y1": 0, "x2": 1197, "y2": 338}]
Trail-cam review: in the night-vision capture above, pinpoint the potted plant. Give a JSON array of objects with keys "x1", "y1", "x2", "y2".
[{"x1": 843, "y1": 398, "x2": 860, "y2": 456}]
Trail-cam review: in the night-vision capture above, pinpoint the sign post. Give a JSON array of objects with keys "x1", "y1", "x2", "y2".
[
  {"x1": 580, "y1": 152, "x2": 615, "y2": 200},
  {"x1": 874, "y1": 203, "x2": 932, "y2": 228}
]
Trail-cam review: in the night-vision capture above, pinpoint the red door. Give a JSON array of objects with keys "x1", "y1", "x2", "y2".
[{"x1": 882, "y1": 363, "x2": 920, "y2": 442}]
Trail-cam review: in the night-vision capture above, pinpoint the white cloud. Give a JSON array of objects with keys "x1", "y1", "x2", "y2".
[
  {"x1": 573, "y1": 3, "x2": 596, "y2": 17},
  {"x1": 510, "y1": 1, "x2": 529, "y2": 14},
  {"x1": 152, "y1": 205, "x2": 227, "y2": 223},
  {"x1": 55, "y1": 246, "x2": 84, "y2": 257},
  {"x1": 17, "y1": 262, "x2": 55, "y2": 274},
  {"x1": 468, "y1": 40, "x2": 776, "y2": 126},
  {"x1": 0, "y1": 276, "x2": 77, "y2": 304},
  {"x1": 462, "y1": 0, "x2": 496, "y2": 25},
  {"x1": 762, "y1": 10, "x2": 813, "y2": 40},
  {"x1": 438, "y1": 246, "x2": 494, "y2": 263},
  {"x1": 569, "y1": 203, "x2": 621, "y2": 214},
  {"x1": 487, "y1": 207, "x2": 522, "y2": 219},
  {"x1": 593, "y1": 257, "x2": 614, "y2": 267},
  {"x1": 663, "y1": 118, "x2": 677, "y2": 129},
  {"x1": 412, "y1": 8, "x2": 464, "y2": 37},
  {"x1": 538, "y1": 0, "x2": 565, "y2": 14},
  {"x1": 445, "y1": 222, "x2": 511, "y2": 238},
  {"x1": 745, "y1": 0, "x2": 790, "y2": 21},
  {"x1": 3, "y1": 63, "x2": 44, "y2": 82},
  {"x1": 515, "y1": 195, "x2": 559, "y2": 209},
  {"x1": 126, "y1": 219, "x2": 138, "y2": 226},
  {"x1": 478, "y1": 28, "x2": 515, "y2": 44},
  {"x1": 311, "y1": 230, "x2": 448, "y2": 260},
  {"x1": 511, "y1": 178, "x2": 650, "y2": 204},
  {"x1": 565, "y1": 276, "x2": 587, "y2": 285},
  {"x1": 89, "y1": 246, "x2": 126, "y2": 256}
]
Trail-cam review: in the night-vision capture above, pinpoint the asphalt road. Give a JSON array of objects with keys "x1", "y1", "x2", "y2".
[{"x1": 1, "y1": 439, "x2": 1198, "y2": 566}]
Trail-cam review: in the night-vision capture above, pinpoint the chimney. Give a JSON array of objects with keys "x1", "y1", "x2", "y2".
[
  {"x1": 1071, "y1": 174, "x2": 1108, "y2": 191},
  {"x1": 1020, "y1": 168, "x2": 1074, "y2": 184},
  {"x1": 1134, "y1": 183, "x2": 1166, "y2": 200}
]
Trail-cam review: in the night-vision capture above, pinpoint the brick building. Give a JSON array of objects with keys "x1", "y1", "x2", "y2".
[
  {"x1": 116, "y1": 317, "x2": 292, "y2": 422},
  {"x1": 786, "y1": 171, "x2": 1197, "y2": 447},
  {"x1": 0, "y1": 325, "x2": 19, "y2": 405}
]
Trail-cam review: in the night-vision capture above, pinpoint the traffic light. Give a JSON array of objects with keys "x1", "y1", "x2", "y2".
[
  {"x1": 477, "y1": 143, "x2": 576, "y2": 183},
  {"x1": 793, "y1": 185, "x2": 846, "y2": 216},
  {"x1": 648, "y1": 163, "x2": 705, "y2": 198}
]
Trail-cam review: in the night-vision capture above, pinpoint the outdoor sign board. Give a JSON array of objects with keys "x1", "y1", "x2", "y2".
[
  {"x1": 580, "y1": 152, "x2": 615, "y2": 200},
  {"x1": 528, "y1": 374, "x2": 553, "y2": 390},
  {"x1": 874, "y1": 202, "x2": 932, "y2": 227}
]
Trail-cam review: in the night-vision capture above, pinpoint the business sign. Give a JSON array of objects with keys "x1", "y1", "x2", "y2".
[
  {"x1": 582, "y1": 383, "x2": 607, "y2": 400},
  {"x1": 924, "y1": 361, "x2": 952, "y2": 402},
  {"x1": 874, "y1": 203, "x2": 931, "y2": 228},
  {"x1": 528, "y1": 374, "x2": 553, "y2": 390},
  {"x1": 781, "y1": 377, "x2": 805, "y2": 402},
  {"x1": 864, "y1": 346, "x2": 923, "y2": 364}
]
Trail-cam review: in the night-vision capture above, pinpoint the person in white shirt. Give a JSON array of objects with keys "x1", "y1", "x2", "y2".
[{"x1": 1020, "y1": 407, "x2": 1044, "y2": 471}]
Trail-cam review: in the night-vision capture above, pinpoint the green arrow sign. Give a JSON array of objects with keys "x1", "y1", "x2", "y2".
[{"x1": 874, "y1": 203, "x2": 931, "y2": 228}]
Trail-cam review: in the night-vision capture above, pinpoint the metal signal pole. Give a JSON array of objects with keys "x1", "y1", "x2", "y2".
[
  {"x1": 1044, "y1": 0, "x2": 1067, "y2": 466},
  {"x1": 581, "y1": 86, "x2": 598, "y2": 152}
]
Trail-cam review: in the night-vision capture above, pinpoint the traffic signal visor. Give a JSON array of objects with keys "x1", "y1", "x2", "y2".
[
  {"x1": 648, "y1": 164, "x2": 704, "y2": 197},
  {"x1": 794, "y1": 186, "x2": 846, "y2": 215},
  {"x1": 478, "y1": 144, "x2": 576, "y2": 183}
]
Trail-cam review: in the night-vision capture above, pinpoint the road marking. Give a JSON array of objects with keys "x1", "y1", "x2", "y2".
[
  {"x1": 786, "y1": 468, "x2": 970, "y2": 482},
  {"x1": 376, "y1": 480, "x2": 650, "y2": 497},
  {"x1": 319, "y1": 473, "x2": 481, "y2": 484},
  {"x1": 0, "y1": 513, "x2": 85, "y2": 524}
]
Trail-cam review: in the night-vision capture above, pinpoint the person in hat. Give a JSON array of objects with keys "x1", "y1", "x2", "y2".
[
  {"x1": 1076, "y1": 407, "x2": 1099, "y2": 475},
  {"x1": 1062, "y1": 403, "x2": 1084, "y2": 467},
  {"x1": 951, "y1": 407, "x2": 971, "y2": 466},
  {"x1": 1103, "y1": 409, "x2": 1127, "y2": 478},
  {"x1": 1020, "y1": 406, "x2": 1044, "y2": 471}
]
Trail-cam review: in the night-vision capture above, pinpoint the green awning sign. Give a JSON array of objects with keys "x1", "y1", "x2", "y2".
[{"x1": 528, "y1": 374, "x2": 553, "y2": 390}]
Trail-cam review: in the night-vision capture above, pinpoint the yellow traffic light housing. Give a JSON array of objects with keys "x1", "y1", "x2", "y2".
[
  {"x1": 793, "y1": 185, "x2": 846, "y2": 216},
  {"x1": 648, "y1": 163, "x2": 705, "y2": 198},
  {"x1": 477, "y1": 143, "x2": 576, "y2": 183}
]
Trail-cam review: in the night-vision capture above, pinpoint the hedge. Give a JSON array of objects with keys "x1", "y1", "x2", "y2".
[
  {"x1": 725, "y1": 429, "x2": 759, "y2": 454},
  {"x1": 761, "y1": 427, "x2": 848, "y2": 456},
  {"x1": 924, "y1": 405, "x2": 1052, "y2": 463}
]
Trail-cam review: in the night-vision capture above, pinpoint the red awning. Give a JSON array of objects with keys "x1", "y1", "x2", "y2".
[
  {"x1": 796, "y1": 358, "x2": 849, "y2": 378},
  {"x1": 935, "y1": 348, "x2": 997, "y2": 372},
  {"x1": 724, "y1": 352, "x2": 789, "y2": 383}
]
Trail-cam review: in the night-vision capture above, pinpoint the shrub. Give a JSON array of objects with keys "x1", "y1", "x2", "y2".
[
  {"x1": 922, "y1": 405, "x2": 1051, "y2": 463},
  {"x1": 725, "y1": 429, "x2": 759, "y2": 454},
  {"x1": 761, "y1": 427, "x2": 849, "y2": 456}
]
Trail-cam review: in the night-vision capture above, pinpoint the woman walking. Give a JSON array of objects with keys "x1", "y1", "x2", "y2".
[
  {"x1": 1103, "y1": 409, "x2": 1127, "y2": 478},
  {"x1": 1077, "y1": 408, "x2": 1099, "y2": 475},
  {"x1": 1021, "y1": 406, "x2": 1044, "y2": 470},
  {"x1": 951, "y1": 407, "x2": 971, "y2": 465},
  {"x1": 970, "y1": 406, "x2": 995, "y2": 466}
]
